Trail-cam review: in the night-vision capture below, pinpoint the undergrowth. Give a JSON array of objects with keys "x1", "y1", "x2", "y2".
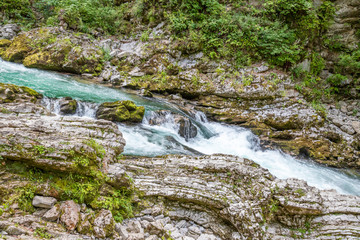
[{"x1": 1, "y1": 160, "x2": 134, "y2": 222}]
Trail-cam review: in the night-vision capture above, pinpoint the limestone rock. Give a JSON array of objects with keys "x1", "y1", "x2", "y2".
[
  {"x1": 96, "y1": 100, "x2": 145, "y2": 123},
  {"x1": 58, "y1": 97, "x2": 77, "y2": 115},
  {"x1": 43, "y1": 204, "x2": 61, "y2": 221},
  {"x1": 352, "y1": 121, "x2": 360, "y2": 134},
  {"x1": 0, "y1": 83, "x2": 126, "y2": 173},
  {"x1": 1, "y1": 33, "x2": 31, "y2": 62},
  {"x1": 2, "y1": 27, "x2": 104, "y2": 74},
  {"x1": 112, "y1": 154, "x2": 360, "y2": 239},
  {"x1": 6, "y1": 225, "x2": 28, "y2": 235},
  {"x1": 32, "y1": 196, "x2": 57, "y2": 209},
  {"x1": 93, "y1": 210, "x2": 115, "y2": 238},
  {"x1": 60, "y1": 201, "x2": 80, "y2": 231},
  {"x1": 0, "y1": 24, "x2": 20, "y2": 40}
]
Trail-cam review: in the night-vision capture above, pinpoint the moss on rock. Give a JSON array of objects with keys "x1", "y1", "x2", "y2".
[
  {"x1": 23, "y1": 51, "x2": 65, "y2": 71},
  {"x1": 1, "y1": 34, "x2": 31, "y2": 62},
  {"x1": 0, "y1": 82, "x2": 42, "y2": 103},
  {"x1": 96, "y1": 100, "x2": 145, "y2": 123},
  {"x1": 0, "y1": 39, "x2": 12, "y2": 47}
]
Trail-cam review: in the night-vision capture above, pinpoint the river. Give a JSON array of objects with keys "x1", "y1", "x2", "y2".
[{"x1": 1, "y1": 58, "x2": 360, "y2": 196}]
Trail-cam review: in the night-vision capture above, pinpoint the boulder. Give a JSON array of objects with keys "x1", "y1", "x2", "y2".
[
  {"x1": 1, "y1": 33, "x2": 31, "y2": 62},
  {"x1": 0, "y1": 24, "x2": 21, "y2": 40},
  {"x1": 96, "y1": 100, "x2": 145, "y2": 123},
  {"x1": 352, "y1": 121, "x2": 360, "y2": 134},
  {"x1": 93, "y1": 209, "x2": 115, "y2": 238},
  {"x1": 2, "y1": 27, "x2": 104, "y2": 74},
  {"x1": 60, "y1": 200, "x2": 80, "y2": 231},
  {"x1": 43, "y1": 204, "x2": 61, "y2": 221},
  {"x1": 58, "y1": 97, "x2": 77, "y2": 115},
  {"x1": 32, "y1": 196, "x2": 57, "y2": 209}
]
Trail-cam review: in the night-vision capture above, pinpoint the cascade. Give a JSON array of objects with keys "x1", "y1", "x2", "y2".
[{"x1": 1, "y1": 58, "x2": 360, "y2": 195}]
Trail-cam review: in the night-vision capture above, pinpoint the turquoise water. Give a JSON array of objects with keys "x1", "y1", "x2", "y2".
[
  {"x1": 1, "y1": 58, "x2": 360, "y2": 196},
  {"x1": 0, "y1": 58, "x2": 165, "y2": 111}
]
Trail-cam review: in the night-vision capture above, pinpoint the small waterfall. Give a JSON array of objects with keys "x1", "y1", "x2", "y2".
[
  {"x1": 194, "y1": 111, "x2": 208, "y2": 123},
  {"x1": 42, "y1": 97, "x2": 61, "y2": 114},
  {"x1": 42, "y1": 97, "x2": 98, "y2": 117},
  {"x1": 75, "y1": 101, "x2": 98, "y2": 118}
]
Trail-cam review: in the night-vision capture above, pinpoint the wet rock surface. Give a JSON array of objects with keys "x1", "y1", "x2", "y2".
[
  {"x1": 147, "y1": 110, "x2": 198, "y2": 140},
  {"x1": 1, "y1": 23, "x2": 359, "y2": 169},
  {"x1": 0, "y1": 83, "x2": 126, "y2": 173},
  {"x1": 58, "y1": 97, "x2": 77, "y2": 115},
  {"x1": 96, "y1": 100, "x2": 145, "y2": 123},
  {"x1": 0, "y1": 85, "x2": 359, "y2": 239}
]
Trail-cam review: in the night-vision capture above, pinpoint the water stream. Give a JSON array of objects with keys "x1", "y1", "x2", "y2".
[{"x1": 1, "y1": 58, "x2": 360, "y2": 196}]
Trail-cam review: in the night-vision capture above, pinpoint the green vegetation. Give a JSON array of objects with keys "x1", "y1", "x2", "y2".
[
  {"x1": 34, "y1": 227, "x2": 53, "y2": 239},
  {"x1": 1, "y1": 0, "x2": 359, "y2": 107},
  {"x1": 2, "y1": 159, "x2": 134, "y2": 222},
  {"x1": 1, "y1": 0, "x2": 335, "y2": 67}
]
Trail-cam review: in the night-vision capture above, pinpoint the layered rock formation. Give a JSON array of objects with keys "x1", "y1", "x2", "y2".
[
  {"x1": 113, "y1": 154, "x2": 360, "y2": 239},
  {"x1": 0, "y1": 84, "x2": 125, "y2": 174},
  {"x1": 96, "y1": 32, "x2": 360, "y2": 169},
  {"x1": 0, "y1": 83, "x2": 359, "y2": 239}
]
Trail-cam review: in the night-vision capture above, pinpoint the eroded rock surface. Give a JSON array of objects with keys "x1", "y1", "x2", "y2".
[
  {"x1": 111, "y1": 154, "x2": 360, "y2": 240},
  {"x1": 0, "y1": 83, "x2": 125, "y2": 174},
  {"x1": 0, "y1": 85, "x2": 359, "y2": 239}
]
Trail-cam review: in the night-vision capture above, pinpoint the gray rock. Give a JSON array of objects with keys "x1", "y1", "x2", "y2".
[
  {"x1": 100, "y1": 69, "x2": 113, "y2": 81},
  {"x1": 93, "y1": 210, "x2": 115, "y2": 238},
  {"x1": 43, "y1": 205, "x2": 61, "y2": 221},
  {"x1": 116, "y1": 224, "x2": 129, "y2": 239},
  {"x1": 145, "y1": 235, "x2": 158, "y2": 240},
  {"x1": 129, "y1": 67, "x2": 145, "y2": 77},
  {"x1": 255, "y1": 64, "x2": 269, "y2": 73},
  {"x1": 58, "y1": 97, "x2": 77, "y2": 115},
  {"x1": 0, "y1": 24, "x2": 20, "y2": 39},
  {"x1": 6, "y1": 226, "x2": 27, "y2": 235},
  {"x1": 60, "y1": 200, "x2": 80, "y2": 231},
  {"x1": 297, "y1": 59, "x2": 311, "y2": 72},
  {"x1": 111, "y1": 154, "x2": 360, "y2": 239},
  {"x1": 32, "y1": 196, "x2": 57, "y2": 209},
  {"x1": 198, "y1": 234, "x2": 217, "y2": 240},
  {"x1": 351, "y1": 121, "x2": 360, "y2": 134}
]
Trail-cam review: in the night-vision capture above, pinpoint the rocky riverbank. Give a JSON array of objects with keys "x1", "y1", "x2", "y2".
[
  {"x1": 0, "y1": 83, "x2": 359, "y2": 239},
  {"x1": 1, "y1": 22, "x2": 360, "y2": 170}
]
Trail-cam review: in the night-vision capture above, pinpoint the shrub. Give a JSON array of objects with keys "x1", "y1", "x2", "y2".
[
  {"x1": 0, "y1": 0, "x2": 35, "y2": 23},
  {"x1": 337, "y1": 50, "x2": 360, "y2": 76}
]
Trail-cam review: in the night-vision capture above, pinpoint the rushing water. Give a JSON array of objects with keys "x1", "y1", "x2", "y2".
[{"x1": 1, "y1": 58, "x2": 360, "y2": 196}]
